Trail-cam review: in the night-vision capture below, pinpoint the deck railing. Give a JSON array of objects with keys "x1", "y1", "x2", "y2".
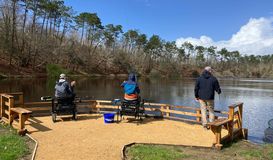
[{"x1": 3, "y1": 95, "x2": 229, "y2": 124}]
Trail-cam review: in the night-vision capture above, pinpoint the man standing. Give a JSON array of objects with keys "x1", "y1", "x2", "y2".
[{"x1": 194, "y1": 66, "x2": 221, "y2": 128}]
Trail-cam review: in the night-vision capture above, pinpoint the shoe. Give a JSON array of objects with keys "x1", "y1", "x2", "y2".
[{"x1": 203, "y1": 125, "x2": 209, "y2": 130}]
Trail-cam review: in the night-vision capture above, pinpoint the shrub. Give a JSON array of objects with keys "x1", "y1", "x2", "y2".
[{"x1": 46, "y1": 64, "x2": 68, "y2": 78}]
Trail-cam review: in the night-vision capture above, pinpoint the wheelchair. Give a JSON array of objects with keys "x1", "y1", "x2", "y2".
[
  {"x1": 118, "y1": 98, "x2": 145, "y2": 121},
  {"x1": 51, "y1": 97, "x2": 77, "y2": 123}
]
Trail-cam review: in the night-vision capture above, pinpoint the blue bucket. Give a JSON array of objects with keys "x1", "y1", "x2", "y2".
[{"x1": 103, "y1": 113, "x2": 115, "y2": 123}]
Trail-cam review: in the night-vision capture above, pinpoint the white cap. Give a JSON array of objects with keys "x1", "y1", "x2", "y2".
[
  {"x1": 60, "y1": 73, "x2": 66, "y2": 79},
  {"x1": 204, "y1": 66, "x2": 213, "y2": 72}
]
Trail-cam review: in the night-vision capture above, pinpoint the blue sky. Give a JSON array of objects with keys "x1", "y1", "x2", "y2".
[{"x1": 65, "y1": 0, "x2": 273, "y2": 55}]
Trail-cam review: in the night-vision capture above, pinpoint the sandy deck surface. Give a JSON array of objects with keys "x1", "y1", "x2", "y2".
[{"x1": 25, "y1": 114, "x2": 225, "y2": 160}]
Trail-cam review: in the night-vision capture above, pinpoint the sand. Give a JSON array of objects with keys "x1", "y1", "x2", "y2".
[{"x1": 25, "y1": 114, "x2": 223, "y2": 160}]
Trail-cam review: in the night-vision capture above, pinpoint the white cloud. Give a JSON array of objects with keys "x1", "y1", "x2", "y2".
[{"x1": 176, "y1": 17, "x2": 273, "y2": 55}]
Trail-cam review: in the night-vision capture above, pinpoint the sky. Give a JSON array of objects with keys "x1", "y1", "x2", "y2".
[{"x1": 64, "y1": 0, "x2": 273, "y2": 55}]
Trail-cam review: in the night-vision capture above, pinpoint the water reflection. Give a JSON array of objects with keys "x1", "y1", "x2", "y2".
[{"x1": 0, "y1": 77, "x2": 272, "y2": 143}]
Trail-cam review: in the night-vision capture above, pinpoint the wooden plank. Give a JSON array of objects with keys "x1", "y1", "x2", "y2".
[
  {"x1": 168, "y1": 116, "x2": 200, "y2": 123},
  {"x1": 229, "y1": 102, "x2": 243, "y2": 109},
  {"x1": 160, "y1": 109, "x2": 199, "y2": 117},
  {"x1": 24, "y1": 107, "x2": 51, "y2": 111},
  {"x1": 96, "y1": 100, "x2": 112, "y2": 103},
  {"x1": 0, "y1": 95, "x2": 2, "y2": 117},
  {"x1": 1, "y1": 117, "x2": 8, "y2": 123},
  {"x1": 214, "y1": 110, "x2": 229, "y2": 115},
  {"x1": 96, "y1": 105, "x2": 118, "y2": 109},
  {"x1": 234, "y1": 111, "x2": 239, "y2": 116},
  {"x1": 242, "y1": 128, "x2": 248, "y2": 140},
  {"x1": 238, "y1": 105, "x2": 243, "y2": 128},
  {"x1": 173, "y1": 105, "x2": 199, "y2": 111},
  {"x1": 4, "y1": 101, "x2": 10, "y2": 107},
  {"x1": 143, "y1": 108, "x2": 160, "y2": 111},
  {"x1": 165, "y1": 105, "x2": 170, "y2": 117},
  {"x1": 4, "y1": 92, "x2": 23, "y2": 96},
  {"x1": 4, "y1": 110, "x2": 9, "y2": 115},
  {"x1": 11, "y1": 107, "x2": 32, "y2": 114},
  {"x1": 208, "y1": 118, "x2": 232, "y2": 127},
  {"x1": 24, "y1": 102, "x2": 52, "y2": 105},
  {"x1": 1, "y1": 94, "x2": 14, "y2": 99},
  {"x1": 228, "y1": 107, "x2": 234, "y2": 121},
  {"x1": 144, "y1": 103, "x2": 168, "y2": 106},
  {"x1": 196, "y1": 110, "x2": 201, "y2": 122},
  {"x1": 25, "y1": 104, "x2": 95, "y2": 112}
]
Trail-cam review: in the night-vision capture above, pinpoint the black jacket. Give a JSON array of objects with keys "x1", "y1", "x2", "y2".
[{"x1": 194, "y1": 70, "x2": 221, "y2": 100}]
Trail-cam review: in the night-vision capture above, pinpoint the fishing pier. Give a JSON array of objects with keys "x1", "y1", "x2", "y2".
[{"x1": 0, "y1": 92, "x2": 248, "y2": 160}]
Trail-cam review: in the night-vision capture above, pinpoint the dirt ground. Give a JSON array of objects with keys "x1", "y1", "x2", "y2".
[{"x1": 24, "y1": 114, "x2": 226, "y2": 160}]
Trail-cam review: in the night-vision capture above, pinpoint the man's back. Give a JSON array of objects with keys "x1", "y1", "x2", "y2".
[
  {"x1": 55, "y1": 80, "x2": 72, "y2": 98},
  {"x1": 121, "y1": 73, "x2": 140, "y2": 100},
  {"x1": 195, "y1": 70, "x2": 221, "y2": 100}
]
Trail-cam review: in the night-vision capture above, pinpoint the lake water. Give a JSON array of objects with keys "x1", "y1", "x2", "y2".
[{"x1": 0, "y1": 77, "x2": 272, "y2": 143}]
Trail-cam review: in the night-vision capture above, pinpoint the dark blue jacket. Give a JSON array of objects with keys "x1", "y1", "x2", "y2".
[
  {"x1": 121, "y1": 73, "x2": 140, "y2": 94},
  {"x1": 194, "y1": 70, "x2": 221, "y2": 100}
]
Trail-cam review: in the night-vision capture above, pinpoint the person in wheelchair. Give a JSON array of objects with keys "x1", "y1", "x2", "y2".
[
  {"x1": 121, "y1": 73, "x2": 140, "y2": 103},
  {"x1": 120, "y1": 73, "x2": 144, "y2": 120},
  {"x1": 55, "y1": 73, "x2": 76, "y2": 104}
]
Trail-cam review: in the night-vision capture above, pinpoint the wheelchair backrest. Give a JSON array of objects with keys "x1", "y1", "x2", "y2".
[
  {"x1": 122, "y1": 99, "x2": 141, "y2": 109},
  {"x1": 57, "y1": 98, "x2": 74, "y2": 106}
]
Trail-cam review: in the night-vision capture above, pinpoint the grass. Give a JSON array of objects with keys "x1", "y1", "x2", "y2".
[
  {"x1": 126, "y1": 141, "x2": 273, "y2": 160},
  {"x1": 46, "y1": 64, "x2": 68, "y2": 78},
  {"x1": 127, "y1": 144, "x2": 189, "y2": 160},
  {"x1": 240, "y1": 150, "x2": 263, "y2": 159},
  {"x1": 0, "y1": 124, "x2": 28, "y2": 160}
]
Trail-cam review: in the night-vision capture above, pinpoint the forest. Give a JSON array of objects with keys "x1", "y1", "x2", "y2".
[{"x1": 0, "y1": 0, "x2": 272, "y2": 78}]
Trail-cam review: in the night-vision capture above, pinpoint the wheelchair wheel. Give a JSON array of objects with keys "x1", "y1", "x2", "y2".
[{"x1": 52, "y1": 113, "x2": 57, "y2": 123}]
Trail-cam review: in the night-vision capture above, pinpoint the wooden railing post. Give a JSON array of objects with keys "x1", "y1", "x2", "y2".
[
  {"x1": 228, "y1": 106, "x2": 235, "y2": 141},
  {"x1": 0, "y1": 94, "x2": 3, "y2": 118},
  {"x1": 238, "y1": 103, "x2": 247, "y2": 139},
  {"x1": 166, "y1": 105, "x2": 170, "y2": 117},
  {"x1": 196, "y1": 109, "x2": 201, "y2": 122},
  {"x1": 238, "y1": 104, "x2": 243, "y2": 128},
  {"x1": 8, "y1": 96, "x2": 14, "y2": 125},
  {"x1": 96, "y1": 101, "x2": 101, "y2": 113}
]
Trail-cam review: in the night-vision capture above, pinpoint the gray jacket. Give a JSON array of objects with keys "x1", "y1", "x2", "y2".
[{"x1": 55, "y1": 79, "x2": 74, "y2": 98}]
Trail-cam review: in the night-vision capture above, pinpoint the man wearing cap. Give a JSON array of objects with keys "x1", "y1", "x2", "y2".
[
  {"x1": 194, "y1": 66, "x2": 221, "y2": 129},
  {"x1": 55, "y1": 73, "x2": 76, "y2": 103}
]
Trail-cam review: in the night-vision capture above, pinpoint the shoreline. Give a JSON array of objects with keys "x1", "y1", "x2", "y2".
[{"x1": 1, "y1": 74, "x2": 273, "y2": 80}]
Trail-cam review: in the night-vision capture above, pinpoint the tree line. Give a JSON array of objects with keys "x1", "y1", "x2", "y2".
[{"x1": 0, "y1": 0, "x2": 272, "y2": 78}]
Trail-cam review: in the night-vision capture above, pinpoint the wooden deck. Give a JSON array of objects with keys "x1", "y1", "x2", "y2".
[
  {"x1": 0, "y1": 92, "x2": 248, "y2": 159},
  {"x1": 24, "y1": 114, "x2": 228, "y2": 160}
]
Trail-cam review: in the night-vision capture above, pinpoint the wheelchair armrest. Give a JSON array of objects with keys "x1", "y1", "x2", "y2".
[{"x1": 41, "y1": 96, "x2": 53, "y2": 101}]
